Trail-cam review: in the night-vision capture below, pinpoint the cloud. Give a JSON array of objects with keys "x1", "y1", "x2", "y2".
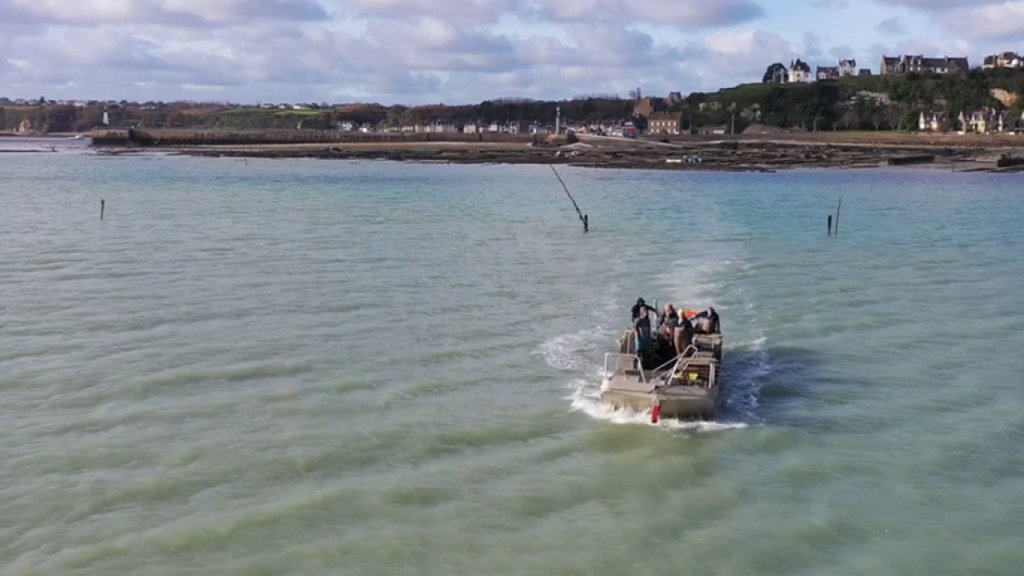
[
  {"x1": 827, "y1": 44, "x2": 856, "y2": 60},
  {"x1": 528, "y1": 0, "x2": 765, "y2": 26},
  {"x1": 940, "y1": 2, "x2": 1024, "y2": 41},
  {"x1": 873, "y1": 0, "x2": 1024, "y2": 42},
  {"x1": 691, "y1": 29, "x2": 796, "y2": 86},
  {"x1": 801, "y1": 31, "x2": 827, "y2": 63},
  {"x1": 0, "y1": 0, "x2": 1018, "y2": 105},
  {"x1": 342, "y1": 0, "x2": 519, "y2": 23},
  {"x1": 809, "y1": 0, "x2": 848, "y2": 8},
  {"x1": 362, "y1": 17, "x2": 517, "y2": 72},
  {"x1": 872, "y1": 0, "x2": 1004, "y2": 8},
  {"x1": 868, "y1": 35, "x2": 974, "y2": 64},
  {"x1": 877, "y1": 17, "x2": 906, "y2": 35},
  {"x1": 0, "y1": 0, "x2": 329, "y2": 27}
]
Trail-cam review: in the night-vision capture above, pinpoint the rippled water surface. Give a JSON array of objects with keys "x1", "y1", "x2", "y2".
[{"x1": 3, "y1": 145, "x2": 1024, "y2": 575}]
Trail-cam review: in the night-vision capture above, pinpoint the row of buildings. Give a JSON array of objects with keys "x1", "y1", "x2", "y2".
[
  {"x1": 919, "y1": 109, "x2": 1024, "y2": 134},
  {"x1": 769, "y1": 59, "x2": 872, "y2": 84},
  {"x1": 982, "y1": 51, "x2": 1024, "y2": 69},
  {"x1": 770, "y1": 50, "x2": 1024, "y2": 84},
  {"x1": 772, "y1": 55, "x2": 975, "y2": 84},
  {"x1": 879, "y1": 55, "x2": 970, "y2": 75}
]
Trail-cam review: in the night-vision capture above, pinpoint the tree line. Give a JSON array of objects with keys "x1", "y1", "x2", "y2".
[
  {"x1": 2, "y1": 68, "x2": 1022, "y2": 134},
  {"x1": 0, "y1": 98, "x2": 636, "y2": 133}
]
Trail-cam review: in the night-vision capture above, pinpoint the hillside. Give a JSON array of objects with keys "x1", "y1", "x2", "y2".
[{"x1": 684, "y1": 69, "x2": 1024, "y2": 132}]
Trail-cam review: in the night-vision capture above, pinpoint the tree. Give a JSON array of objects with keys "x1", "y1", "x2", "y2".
[
  {"x1": 631, "y1": 114, "x2": 648, "y2": 133},
  {"x1": 762, "y1": 62, "x2": 787, "y2": 84},
  {"x1": 900, "y1": 110, "x2": 920, "y2": 132},
  {"x1": 43, "y1": 105, "x2": 78, "y2": 132}
]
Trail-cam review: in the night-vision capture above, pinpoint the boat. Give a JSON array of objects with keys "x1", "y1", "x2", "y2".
[{"x1": 600, "y1": 312, "x2": 723, "y2": 421}]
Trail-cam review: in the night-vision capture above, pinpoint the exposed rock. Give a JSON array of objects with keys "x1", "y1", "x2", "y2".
[{"x1": 991, "y1": 88, "x2": 1019, "y2": 108}]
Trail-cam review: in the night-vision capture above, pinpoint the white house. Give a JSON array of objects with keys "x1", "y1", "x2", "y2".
[
  {"x1": 838, "y1": 59, "x2": 857, "y2": 76},
  {"x1": 788, "y1": 59, "x2": 812, "y2": 83},
  {"x1": 983, "y1": 51, "x2": 1023, "y2": 69},
  {"x1": 918, "y1": 111, "x2": 948, "y2": 132}
]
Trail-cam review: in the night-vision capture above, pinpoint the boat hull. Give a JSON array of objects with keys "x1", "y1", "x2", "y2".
[{"x1": 601, "y1": 373, "x2": 716, "y2": 420}]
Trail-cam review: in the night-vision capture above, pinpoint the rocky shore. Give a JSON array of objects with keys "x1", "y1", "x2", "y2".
[{"x1": 92, "y1": 129, "x2": 1024, "y2": 172}]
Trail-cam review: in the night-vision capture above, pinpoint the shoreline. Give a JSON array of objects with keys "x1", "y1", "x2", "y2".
[
  {"x1": 163, "y1": 138, "x2": 1024, "y2": 173},
  {"x1": 78, "y1": 130, "x2": 1024, "y2": 173}
]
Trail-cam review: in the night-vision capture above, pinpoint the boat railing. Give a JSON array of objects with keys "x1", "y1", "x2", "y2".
[
  {"x1": 603, "y1": 353, "x2": 646, "y2": 383},
  {"x1": 663, "y1": 346, "x2": 717, "y2": 389},
  {"x1": 603, "y1": 346, "x2": 696, "y2": 384},
  {"x1": 651, "y1": 351, "x2": 688, "y2": 375}
]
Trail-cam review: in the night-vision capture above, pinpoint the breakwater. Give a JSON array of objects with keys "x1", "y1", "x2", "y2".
[{"x1": 90, "y1": 128, "x2": 536, "y2": 147}]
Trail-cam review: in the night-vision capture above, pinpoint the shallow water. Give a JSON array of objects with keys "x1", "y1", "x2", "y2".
[{"x1": 2, "y1": 149, "x2": 1023, "y2": 575}]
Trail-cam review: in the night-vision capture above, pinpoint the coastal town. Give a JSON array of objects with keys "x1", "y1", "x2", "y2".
[
  {"x1": 3, "y1": 48, "x2": 1024, "y2": 175},
  {"x1": 3, "y1": 50, "x2": 1024, "y2": 140}
]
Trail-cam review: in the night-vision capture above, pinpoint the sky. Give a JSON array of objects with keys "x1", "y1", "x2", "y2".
[{"x1": 1, "y1": 0, "x2": 1023, "y2": 105}]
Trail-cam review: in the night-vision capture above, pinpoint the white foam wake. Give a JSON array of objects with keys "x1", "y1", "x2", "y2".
[
  {"x1": 565, "y1": 376, "x2": 748, "y2": 432},
  {"x1": 537, "y1": 327, "x2": 609, "y2": 372}
]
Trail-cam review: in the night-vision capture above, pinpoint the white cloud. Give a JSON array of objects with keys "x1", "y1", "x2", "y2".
[
  {"x1": 341, "y1": 0, "x2": 519, "y2": 23},
  {"x1": 809, "y1": 0, "x2": 848, "y2": 8},
  {"x1": 689, "y1": 29, "x2": 798, "y2": 88},
  {"x1": 941, "y1": 2, "x2": 1024, "y2": 41},
  {"x1": 704, "y1": 29, "x2": 790, "y2": 56},
  {"x1": 0, "y1": 0, "x2": 1019, "y2": 104},
  {"x1": 0, "y1": 0, "x2": 328, "y2": 26},
  {"x1": 873, "y1": 0, "x2": 1004, "y2": 8},
  {"x1": 528, "y1": 0, "x2": 765, "y2": 26}
]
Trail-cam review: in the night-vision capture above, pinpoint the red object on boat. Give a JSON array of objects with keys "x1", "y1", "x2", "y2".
[{"x1": 651, "y1": 403, "x2": 661, "y2": 423}]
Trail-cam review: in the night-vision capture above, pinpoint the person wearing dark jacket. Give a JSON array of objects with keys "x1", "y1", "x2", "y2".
[
  {"x1": 631, "y1": 298, "x2": 658, "y2": 363},
  {"x1": 631, "y1": 298, "x2": 657, "y2": 321}
]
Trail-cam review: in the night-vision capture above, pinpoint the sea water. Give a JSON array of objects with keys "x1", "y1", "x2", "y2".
[{"x1": 2, "y1": 143, "x2": 1023, "y2": 575}]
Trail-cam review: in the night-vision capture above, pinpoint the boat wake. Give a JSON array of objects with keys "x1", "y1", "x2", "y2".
[
  {"x1": 567, "y1": 375, "x2": 747, "y2": 431},
  {"x1": 538, "y1": 326, "x2": 752, "y2": 432},
  {"x1": 538, "y1": 249, "x2": 773, "y2": 431}
]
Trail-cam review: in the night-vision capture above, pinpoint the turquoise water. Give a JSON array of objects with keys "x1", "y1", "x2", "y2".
[{"x1": 2, "y1": 145, "x2": 1024, "y2": 575}]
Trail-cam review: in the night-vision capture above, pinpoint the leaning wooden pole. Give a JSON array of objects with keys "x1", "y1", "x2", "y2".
[
  {"x1": 834, "y1": 197, "x2": 842, "y2": 236},
  {"x1": 549, "y1": 164, "x2": 586, "y2": 230}
]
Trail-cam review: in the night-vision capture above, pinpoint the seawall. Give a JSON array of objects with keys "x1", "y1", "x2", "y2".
[{"x1": 90, "y1": 128, "x2": 537, "y2": 147}]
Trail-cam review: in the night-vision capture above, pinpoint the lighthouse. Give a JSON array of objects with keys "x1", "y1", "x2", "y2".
[{"x1": 555, "y1": 106, "x2": 561, "y2": 135}]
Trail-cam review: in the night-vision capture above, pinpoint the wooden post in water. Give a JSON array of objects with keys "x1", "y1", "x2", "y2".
[
  {"x1": 834, "y1": 197, "x2": 842, "y2": 236},
  {"x1": 100, "y1": 199, "x2": 105, "y2": 221},
  {"x1": 827, "y1": 214, "x2": 832, "y2": 236},
  {"x1": 549, "y1": 165, "x2": 588, "y2": 233}
]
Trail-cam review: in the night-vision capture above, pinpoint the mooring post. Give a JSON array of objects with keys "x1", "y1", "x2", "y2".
[
  {"x1": 100, "y1": 199, "x2": 105, "y2": 221},
  {"x1": 827, "y1": 214, "x2": 832, "y2": 236},
  {"x1": 583, "y1": 214, "x2": 589, "y2": 233},
  {"x1": 834, "y1": 197, "x2": 842, "y2": 237}
]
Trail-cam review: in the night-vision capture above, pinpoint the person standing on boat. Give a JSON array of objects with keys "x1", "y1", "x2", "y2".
[
  {"x1": 658, "y1": 303, "x2": 679, "y2": 342},
  {"x1": 631, "y1": 298, "x2": 657, "y2": 322},
  {"x1": 674, "y1": 308, "x2": 695, "y2": 357},
  {"x1": 631, "y1": 298, "x2": 657, "y2": 364},
  {"x1": 693, "y1": 306, "x2": 720, "y2": 334}
]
